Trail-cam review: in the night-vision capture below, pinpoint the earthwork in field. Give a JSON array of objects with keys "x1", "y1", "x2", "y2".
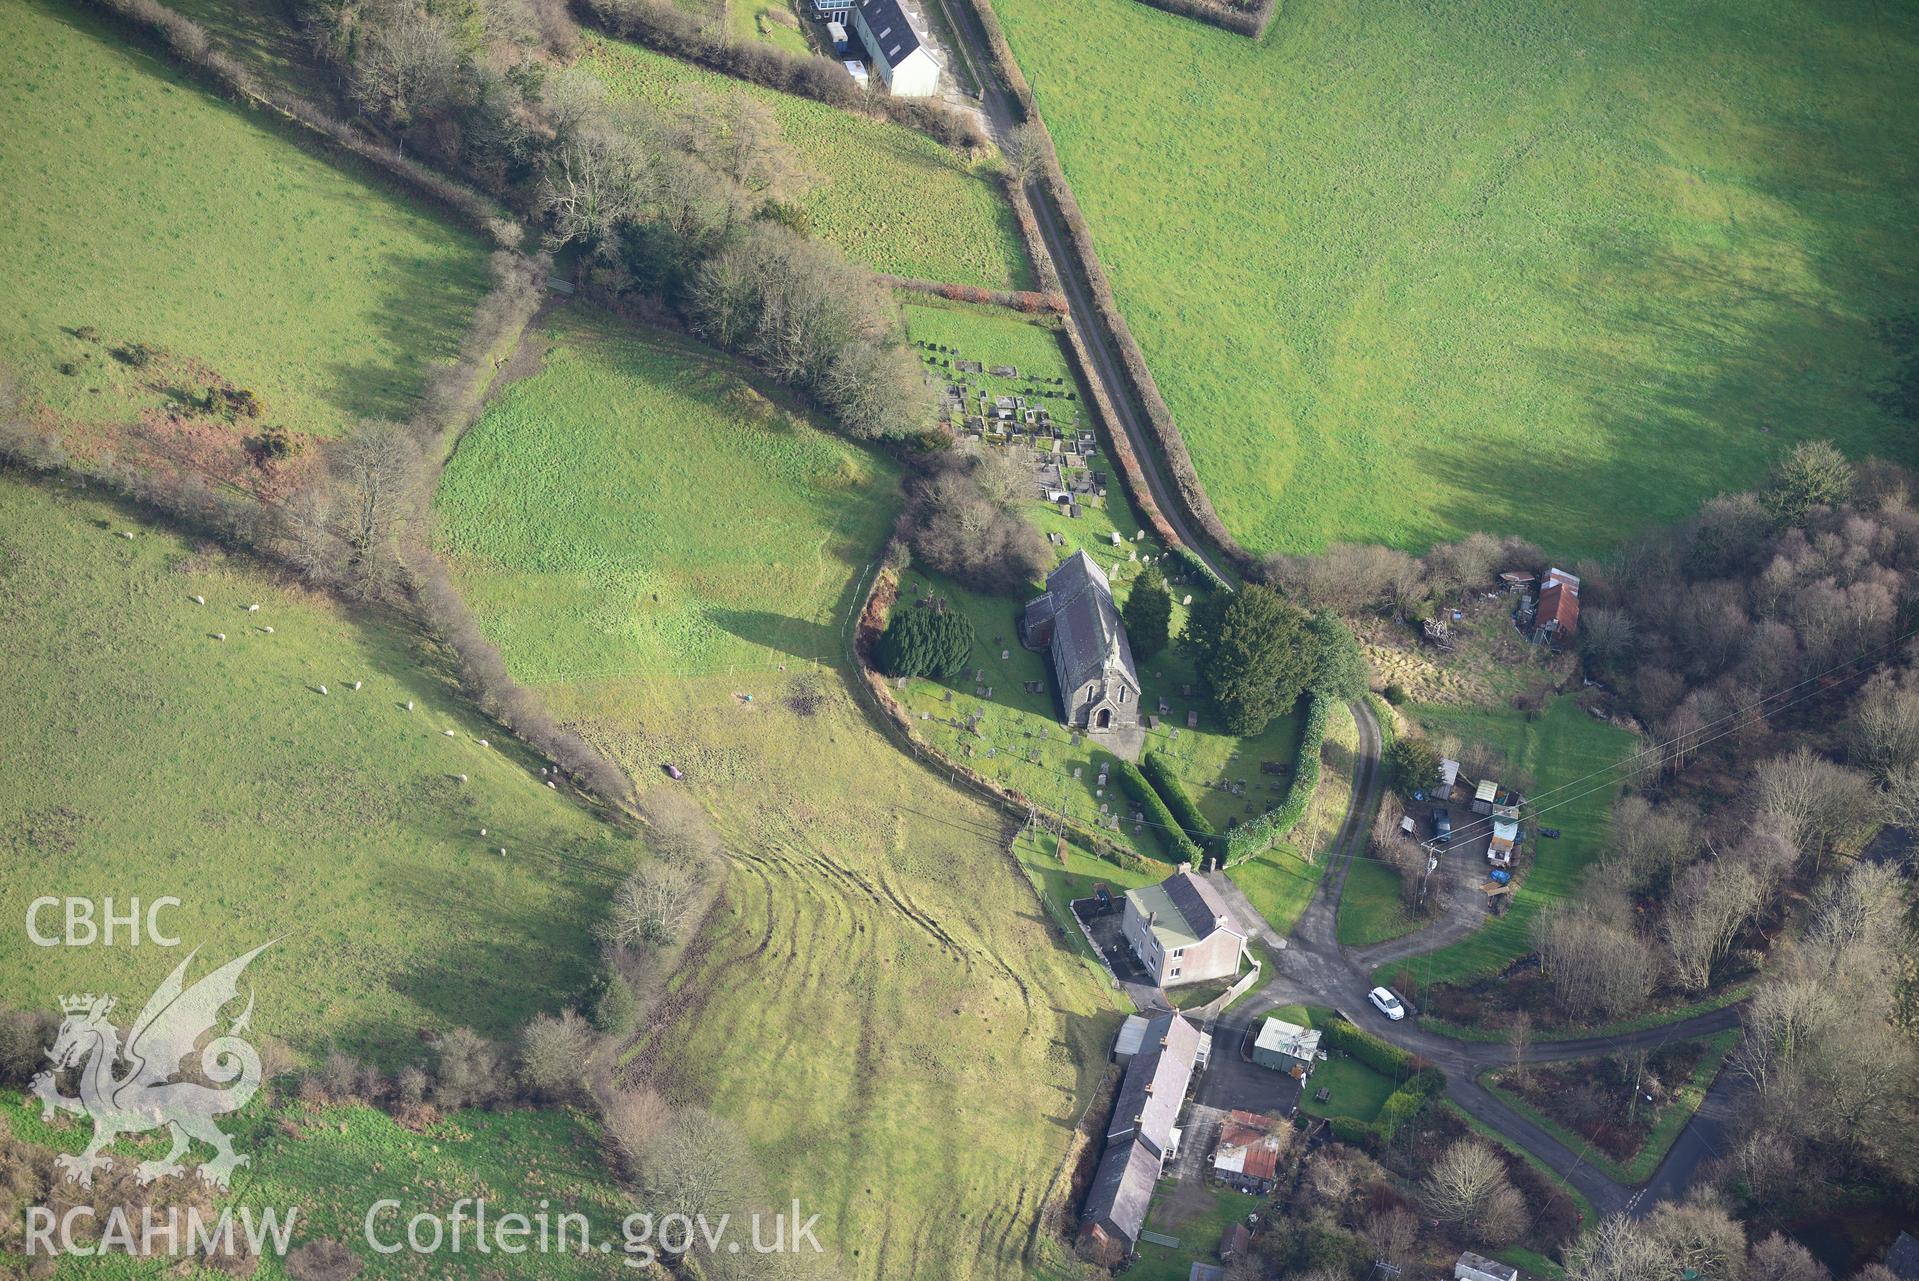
[
  {"x1": 436, "y1": 305, "x2": 1119, "y2": 1278},
  {"x1": 994, "y1": 0, "x2": 1919, "y2": 556}
]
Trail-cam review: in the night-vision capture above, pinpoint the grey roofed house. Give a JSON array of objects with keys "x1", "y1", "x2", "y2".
[
  {"x1": 1080, "y1": 1011, "x2": 1201, "y2": 1257},
  {"x1": 1021, "y1": 550, "x2": 1141, "y2": 733}
]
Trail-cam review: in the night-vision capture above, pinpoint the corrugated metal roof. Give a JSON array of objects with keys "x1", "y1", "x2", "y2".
[
  {"x1": 1254, "y1": 1018, "x2": 1320, "y2": 1061},
  {"x1": 1475, "y1": 778, "x2": 1499, "y2": 802}
]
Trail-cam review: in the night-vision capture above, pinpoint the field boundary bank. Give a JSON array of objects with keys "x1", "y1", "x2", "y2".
[
  {"x1": 949, "y1": 0, "x2": 1263, "y2": 581},
  {"x1": 1126, "y1": 0, "x2": 1277, "y2": 39},
  {"x1": 877, "y1": 274, "x2": 1066, "y2": 313},
  {"x1": 74, "y1": 0, "x2": 519, "y2": 246}
]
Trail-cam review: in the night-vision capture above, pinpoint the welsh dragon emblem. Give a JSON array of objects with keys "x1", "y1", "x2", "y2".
[{"x1": 29, "y1": 943, "x2": 272, "y2": 1189}]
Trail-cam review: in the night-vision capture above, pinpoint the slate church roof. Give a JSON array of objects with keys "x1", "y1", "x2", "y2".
[{"x1": 1025, "y1": 551, "x2": 1139, "y2": 697}]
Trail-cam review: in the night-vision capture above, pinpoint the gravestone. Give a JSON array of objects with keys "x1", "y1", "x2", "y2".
[
  {"x1": 1072, "y1": 767, "x2": 1082, "y2": 780},
  {"x1": 1186, "y1": 710, "x2": 1199, "y2": 729}
]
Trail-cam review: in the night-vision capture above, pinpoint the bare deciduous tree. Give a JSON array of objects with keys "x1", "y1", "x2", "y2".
[
  {"x1": 1745, "y1": 1232, "x2": 1831, "y2": 1281},
  {"x1": 518, "y1": 1009, "x2": 591, "y2": 1101},
  {"x1": 1564, "y1": 1215, "x2": 1669, "y2": 1281},
  {"x1": 1532, "y1": 906, "x2": 1658, "y2": 1019},
  {"x1": 1659, "y1": 858, "x2": 1761, "y2": 992},
  {"x1": 1419, "y1": 1140, "x2": 1512, "y2": 1240},
  {"x1": 641, "y1": 1107, "x2": 756, "y2": 1221},
  {"x1": 1753, "y1": 748, "x2": 1873, "y2": 872},
  {"x1": 606, "y1": 862, "x2": 702, "y2": 949}
]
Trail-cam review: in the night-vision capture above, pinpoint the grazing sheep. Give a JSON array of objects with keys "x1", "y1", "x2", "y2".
[
  {"x1": 261, "y1": 626, "x2": 273, "y2": 634},
  {"x1": 477, "y1": 739, "x2": 489, "y2": 747},
  {"x1": 191, "y1": 595, "x2": 205, "y2": 605},
  {"x1": 213, "y1": 633, "x2": 226, "y2": 641},
  {"x1": 120, "y1": 531, "x2": 134, "y2": 540},
  {"x1": 351, "y1": 681, "x2": 362, "y2": 691},
  {"x1": 456, "y1": 774, "x2": 468, "y2": 783},
  {"x1": 498, "y1": 847, "x2": 507, "y2": 857},
  {"x1": 546, "y1": 780, "x2": 557, "y2": 789},
  {"x1": 443, "y1": 729, "x2": 457, "y2": 737},
  {"x1": 479, "y1": 828, "x2": 487, "y2": 836},
  {"x1": 318, "y1": 685, "x2": 328, "y2": 695},
  {"x1": 404, "y1": 701, "x2": 414, "y2": 711},
  {"x1": 247, "y1": 604, "x2": 259, "y2": 613}
]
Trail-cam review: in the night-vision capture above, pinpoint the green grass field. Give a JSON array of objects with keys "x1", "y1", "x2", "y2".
[
  {"x1": 727, "y1": 0, "x2": 812, "y2": 55},
  {"x1": 436, "y1": 308, "x2": 898, "y2": 686},
  {"x1": 993, "y1": 0, "x2": 1919, "y2": 556},
  {"x1": 5, "y1": 1090, "x2": 632, "y2": 1279},
  {"x1": 1375, "y1": 698, "x2": 1635, "y2": 990},
  {"x1": 0, "y1": 475, "x2": 626, "y2": 1060},
  {"x1": 581, "y1": 34, "x2": 1032, "y2": 290},
  {"x1": 0, "y1": 0, "x2": 490, "y2": 441},
  {"x1": 433, "y1": 308, "x2": 1118, "y2": 1279}
]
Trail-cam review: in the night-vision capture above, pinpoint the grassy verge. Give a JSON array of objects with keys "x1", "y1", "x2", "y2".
[
  {"x1": 1418, "y1": 982, "x2": 1754, "y2": 1044},
  {"x1": 0, "y1": 0, "x2": 490, "y2": 441},
  {"x1": 1481, "y1": 1030, "x2": 1739, "y2": 1185},
  {"x1": 1228, "y1": 701, "x2": 1358, "y2": 936},
  {"x1": 579, "y1": 33, "x2": 1031, "y2": 289},
  {"x1": 1373, "y1": 699, "x2": 1634, "y2": 989}
]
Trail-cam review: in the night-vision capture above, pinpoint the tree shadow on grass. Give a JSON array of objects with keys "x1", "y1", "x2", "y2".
[
  {"x1": 707, "y1": 607, "x2": 841, "y2": 668},
  {"x1": 324, "y1": 247, "x2": 496, "y2": 427}
]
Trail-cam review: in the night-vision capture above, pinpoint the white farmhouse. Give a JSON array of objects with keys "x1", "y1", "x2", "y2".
[{"x1": 850, "y1": 0, "x2": 941, "y2": 97}]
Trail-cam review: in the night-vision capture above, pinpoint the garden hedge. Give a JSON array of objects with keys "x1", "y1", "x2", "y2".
[
  {"x1": 1117, "y1": 760, "x2": 1203, "y2": 864},
  {"x1": 1142, "y1": 751, "x2": 1216, "y2": 849},
  {"x1": 1223, "y1": 693, "x2": 1330, "y2": 864},
  {"x1": 1318, "y1": 1018, "x2": 1446, "y2": 1149}
]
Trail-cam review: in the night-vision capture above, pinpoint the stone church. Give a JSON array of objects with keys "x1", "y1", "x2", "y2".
[{"x1": 1020, "y1": 551, "x2": 1141, "y2": 733}]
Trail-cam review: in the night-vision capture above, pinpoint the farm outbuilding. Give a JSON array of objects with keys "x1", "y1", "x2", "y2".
[
  {"x1": 1212, "y1": 1111, "x2": 1287, "y2": 1194},
  {"x1": 1252, "y1": 1017, "x2": 1320, "y2": 1074}
]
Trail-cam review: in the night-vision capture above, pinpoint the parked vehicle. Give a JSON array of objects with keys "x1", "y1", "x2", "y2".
[
  {"x1": 1368, "y1": 986, "x2": 1406, "y2": 1021},
  {"x1": 1431, "y1": 808, "x2": 1453, "y2": 843}
]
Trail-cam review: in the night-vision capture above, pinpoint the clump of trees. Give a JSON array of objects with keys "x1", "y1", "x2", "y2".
[
  {"x1": 902, "y1": 452, "x2": 1050, "y2": 595},
  {"x1": 1184, "y1": 585, "x2": 1367, "y2": 735},
  {"x1": 875, "y1": 602, "x2": 975, "y2": 680}
]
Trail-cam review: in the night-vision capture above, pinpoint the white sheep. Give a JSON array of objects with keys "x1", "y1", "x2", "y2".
[
  {"x1": 191, "y1": 595, "x2": 205, "y2": 606},
  {"x1": 546, "y1": 780, "x2": 557, "y2": 789},
  {"x1": 404, "y1": 700, "x2": 414, "y2": 711},
  {"x1": 260, "y1": 626, "x2": 274, "y2": 635},
  {"x1": 247, "y1": 604, "x2": 259, "y2": 613},
  {"x1": 443, "y1": 729, "x2": 457, "y2": 737},
  {"x1": 214, "y1": 633, "x2": 226, "y2": 641},
  {"x1": 351, "y1": 681, "x2": 362, "y2": 691},
  {"x1": 479, "y1": 828, "x2": 487, "y2": 836},
  {"x1": 120, "y1": 531, "x2": 134, "y2": 540},
  {"x1": 498, "y1": 847, "x2": 507, "y2": 857},
  {"x1": 456, "y1": 774, "x2": 468, "y2": 783},
  {"x1": 318, "y1": 685, "x2": 328, "y2": 695},
  {"x1": 477, "y1": 739, "x2": 489, "y2": 747}
]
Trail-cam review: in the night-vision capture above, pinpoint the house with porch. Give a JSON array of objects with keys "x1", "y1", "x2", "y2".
[{"x1": 1078, "y1": 1011, "x2": 1202, "y2": 1262}]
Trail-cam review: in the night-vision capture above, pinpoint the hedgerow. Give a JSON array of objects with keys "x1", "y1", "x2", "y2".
[
  {"x1": 1142, "y1": 751, "x2": 1215, "y2": 849},
  {"x1": 1222, "y1": 693, "x2": 1329, "y2": 863},
  {"x1": 1317, "y1": 1018, "x2": 1445, "y2": 1148},
  {"x1": 1116, "y1": 760, "x2": 1203, "y2": 865}
]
